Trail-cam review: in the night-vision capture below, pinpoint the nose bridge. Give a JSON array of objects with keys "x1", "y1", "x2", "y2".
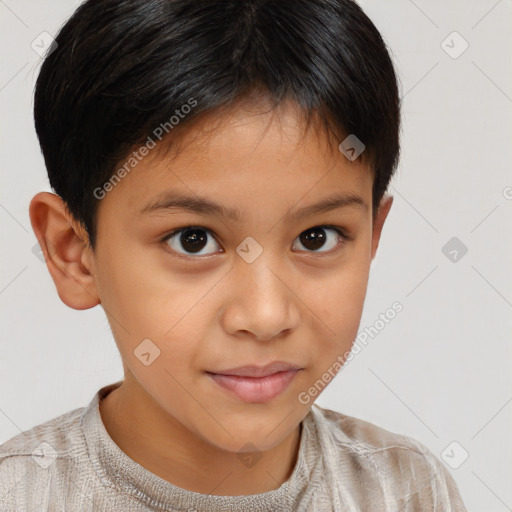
[
  {"x1": 237, "y1": 248, "x2": 287, "y2": 304},
  {"x1": 222, "y1": 246, "x2": 299, "y2": 340}
]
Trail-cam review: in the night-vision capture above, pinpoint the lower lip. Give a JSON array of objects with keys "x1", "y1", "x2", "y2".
[{"x1": 206, "y1": 370, "x2": 301, "y2": 403}]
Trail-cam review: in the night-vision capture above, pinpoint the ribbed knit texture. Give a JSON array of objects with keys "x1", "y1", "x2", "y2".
[{"x1": 0, "y1": 381, "x2": 467, "y2": 511}]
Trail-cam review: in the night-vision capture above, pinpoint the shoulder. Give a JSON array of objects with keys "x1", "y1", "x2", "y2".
[
  {"x1": 0, "y1": 405, "x2": 85, "y2": 455},
  {"x1": 0, "y1": 405, "x2": 87, "y2": 509},
  {"x1": 307, "y1": 404, "x2": 468, "y2": 511},
  {"x1": 312, "y1": 403, "x2": 432, "y2": 457}
]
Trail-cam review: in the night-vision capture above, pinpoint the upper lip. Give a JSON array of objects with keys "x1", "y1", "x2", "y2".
[{"x1": 207, "y1": 361, "x2": 304, "y2": 378}]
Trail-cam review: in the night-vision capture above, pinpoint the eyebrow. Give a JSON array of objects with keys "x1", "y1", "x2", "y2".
[{"x1": 138, "y1": 191, "x2": 367, "y2": 222}]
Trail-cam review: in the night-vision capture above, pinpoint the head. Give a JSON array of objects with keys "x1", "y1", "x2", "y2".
[{"x1": 29, "y1": 0, "x2": 400, "y2": 453}]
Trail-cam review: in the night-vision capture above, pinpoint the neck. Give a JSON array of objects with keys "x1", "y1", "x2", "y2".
[{"x1": 98, "y1": 378, "x2": 302, "y2": 495}]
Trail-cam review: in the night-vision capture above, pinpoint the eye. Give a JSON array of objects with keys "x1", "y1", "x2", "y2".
[
  {"x1": 292, "y1": 225, "x2": 348, "y2": 254},
  {"x1": 162, "y1": 226, "x2": 222, "y2": 257},
  {"x1": 161, "y1": 224, "x2": 349, "y2": 259}
]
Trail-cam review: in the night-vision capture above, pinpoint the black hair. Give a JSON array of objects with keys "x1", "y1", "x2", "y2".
[{"x1": 34, "y1": 0, "x2": 401, "y2": 251}]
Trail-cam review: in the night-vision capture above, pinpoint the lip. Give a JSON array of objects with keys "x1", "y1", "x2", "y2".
[
  {"x1": 208, "y1": 361, "x2": 303, "y2": 378},
  {"x1": 205, "y1": 361, "x2": 304, "y2": 403}
]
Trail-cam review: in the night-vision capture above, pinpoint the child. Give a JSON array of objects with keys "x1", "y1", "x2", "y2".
[{"x1": 0, "y1": 0, "x2": 468, "y2": 510}]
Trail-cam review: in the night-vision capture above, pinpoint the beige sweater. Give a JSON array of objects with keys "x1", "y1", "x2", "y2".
[{"x1": 0, "y1": 381, "x2": 467, "y2": 511}]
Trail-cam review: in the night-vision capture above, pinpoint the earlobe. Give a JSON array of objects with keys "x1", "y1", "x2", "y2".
[
  {"x1": 370, "y1": 194, "x2": 393, "y2": 261},
  {"x1": 29, "y1": 192, "x2": 101, "y2": 310}
]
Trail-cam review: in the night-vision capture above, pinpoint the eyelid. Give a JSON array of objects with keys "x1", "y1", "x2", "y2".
[{"x1": 318, "y1": 225, "x2": 350, "y2": 240}]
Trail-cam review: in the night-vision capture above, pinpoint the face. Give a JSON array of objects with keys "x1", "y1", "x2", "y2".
[{"x1": 33, "y1": 99, "x2": 392, "y2": 454}]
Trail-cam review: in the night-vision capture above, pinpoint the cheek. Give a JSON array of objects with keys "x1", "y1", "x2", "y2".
[
  {"x1": 307, "y1": 262, "x2": 370, "y2": 354},
  {"x1": 94, "y1": 239, "x2": 179, "y2": 332},
  {"x1": 97, "y1": 250, "x2": 212, "y2": 378}
]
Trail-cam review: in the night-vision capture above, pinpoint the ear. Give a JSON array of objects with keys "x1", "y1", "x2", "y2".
[
  {"x1": 29, "y1": 192, "x2": 100, "y2": 310},
  {"x1": 370, "y1": 194, "x2": 393, "y2": 261}
]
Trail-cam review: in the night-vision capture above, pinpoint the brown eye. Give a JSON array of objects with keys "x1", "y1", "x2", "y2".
[
  {"x1": 293, "y1": 226, "x2": 347, "y2": 253},
  {"x1": 163, "y1": 226, "x2": 221, "y2": 256}
]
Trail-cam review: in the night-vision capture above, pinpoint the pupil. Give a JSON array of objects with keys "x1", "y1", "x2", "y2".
[
  {"x1": 300, "y1": 228, "x2": 326, "y2": 250},
  {"x1": 181, "y1": 228, "x2": 207, "y2": 253}
]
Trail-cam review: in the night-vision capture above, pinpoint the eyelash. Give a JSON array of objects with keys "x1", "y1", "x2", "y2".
[{"x1": 160, "y1": 225, "x2": 350, "y2": 259}]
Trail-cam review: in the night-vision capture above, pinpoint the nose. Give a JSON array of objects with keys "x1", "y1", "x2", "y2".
[{"x1": 220, "y1": 258, "x2": 301, "y2": 342}]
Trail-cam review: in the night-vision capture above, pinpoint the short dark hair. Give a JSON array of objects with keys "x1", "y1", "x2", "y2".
[{"x1": 34, "y1": 0, "x2": 401, "y2": 250}]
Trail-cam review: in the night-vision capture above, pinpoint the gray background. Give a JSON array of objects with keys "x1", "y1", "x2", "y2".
[{"x1": 1, "y1": 1, "x2": 511, "y2": 510}]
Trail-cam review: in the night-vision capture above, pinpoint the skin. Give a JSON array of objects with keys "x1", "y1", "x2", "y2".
[{"x1": 29, "y1": 97, "x2": 393, "y2": 496}]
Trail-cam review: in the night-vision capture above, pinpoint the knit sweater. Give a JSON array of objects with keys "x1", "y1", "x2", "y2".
[{"x1": 0, "y1": 381, "x2": 467, "y2": 511}]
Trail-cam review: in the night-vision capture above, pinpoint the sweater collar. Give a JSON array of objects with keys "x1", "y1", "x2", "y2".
[{"x1": 80, "y1": 381, "x2": 319, "y2": 512}]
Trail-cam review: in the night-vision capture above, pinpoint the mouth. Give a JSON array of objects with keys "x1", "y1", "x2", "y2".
[{"x1": 205, "y1": 361, "x2": 304, "y2": 403}]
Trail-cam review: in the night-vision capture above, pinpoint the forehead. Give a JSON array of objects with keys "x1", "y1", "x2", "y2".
[
  {"x1": 151, "y1": 97, "x2": 341, "y2": 169},
  {"x1": 99, "y1": 99, "x2": 373, "y2": 221}
]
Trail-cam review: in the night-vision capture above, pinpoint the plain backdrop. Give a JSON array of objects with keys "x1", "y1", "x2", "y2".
[{"x1": 1, "y1": 1, "x2": 511, "y2": 510}]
